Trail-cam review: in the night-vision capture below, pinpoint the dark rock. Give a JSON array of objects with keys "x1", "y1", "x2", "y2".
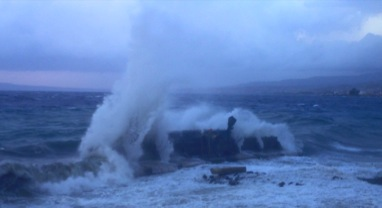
[
  {"x1": 210, "y1": 166, "x2": 246, "y2": 176},
  {"x1": 141, "y1": 167, "x2": 153, "y2": 176},
  {"x1": 140, "y1": 116, "x2": 283, "y2": 165},
  {"x1": 227, "y1": 116, "x2": 237, "y2": 132},
  {"x1": 241, "y1": 137, "x2": 262, "y2": 151},
  {"x1": 241, "y1": 136, "x2": 282, "y2": 152},
  {"x1": 134, "y1": 161, "x2": 178, "y2": 177},
  {"x1": 168, "y1": 116, "x2": 241, "y2": 161},
  {"x1": 203, "y1": 171, "x2": 244, "y2": 186},
  {"x1": 170, "y1": 128, "x2": 240, "y2": 160},
  {"x1": 228, "y1": 178, "x2": 239, "y2": 186},
  {"x1": 278, "y1": 182, "x2": 285, "y2": 187},
  {"x1": 295, "y1": 182, "x2": 303, "y2": 186},
  {"x1": 208, "y1": 175, "x2": 216, "y2": 184},
  {"x1": 262, "y1": 136, "x2": 283, "y2": 152},
  {"x1": 255, "y1": 172, "x2": 265, "y2": 176},
  {"x1": 349, "y1": 88, "x2": 360, "y2": 96},
  {"x1": 358, "y1": 175, "x2": 382, "y2": 186},
  {"x1": 140, "y1": 132, "x2": 161, "y2": 161},
  {"x1": 0, "y1": 170, "x2": 35, "y2": 197},
  {"x1": 332, "y1": 176, "x2": 343, "y2": 180}
]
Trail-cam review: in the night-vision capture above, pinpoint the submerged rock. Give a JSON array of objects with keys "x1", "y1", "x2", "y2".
[
  {"x1": 134, "y1": 161, "x2": 178, "y2": 177},
  {"x1": 332, "y1": 175, "x2": 343, "y2": 180},
  {"x1": 210, "y1": 166, "x2": 247, "y2": 176},
  {"x1": 358, "y1": 171, "x2": 382, "y2": 186},
  {"x1": 144, "y1": 116, "x2": 283, "y2": 163},
  {"x1": 228, "y1": 176, "x2": 240, "y2": 186},
  {"x1": 0, "y1": 168, "x2": 35, "y2": 197},
  {"x1": 0, "y1": 155, "x2": 105, "y2": 195},
  {"x1": 137, "y1": 116, "x2": 284, "y2": 176},
  {"x1": 169, "y1": 129, "x2": 240, "y2": 161},
  {"x1": 202, "y1": 166, "x2": 252, "y2": 186},
  {"x1": 203, "y1": 173, "x2": 241, "y2": 185},
  {"x1": 278, "y1": 181, "x2": 285, "y2": 187}
]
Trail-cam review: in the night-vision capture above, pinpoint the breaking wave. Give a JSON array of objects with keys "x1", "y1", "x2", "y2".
[
  {"x1": 0, "y1": 91, "x2": 299, "y2": 195},
  {"x1": 9, "y1": 12, "x2": 298, "y2": 194},
  {"x1": 0, "y1": 156, "x2": 104, "y2": 196},
  {"x1": 20, "y1": 67, "x2": 299, "y2": 194},
  {"x1": 161, "y1": 105, "x2": 299, "y2": 153}
]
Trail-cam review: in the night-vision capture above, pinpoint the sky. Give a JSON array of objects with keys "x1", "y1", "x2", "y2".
[{"x1": 0, "y1": 0, "x2": 381, "y2": 90}]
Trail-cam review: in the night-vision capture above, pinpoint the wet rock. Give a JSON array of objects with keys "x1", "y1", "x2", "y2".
[
  {"x1": 278, "y1": 182, "x2": 285, "y2": 187},
  {"x1": 227, "y1": 116, "x2": 237, "y2": 132},
  {"x1": 134, "y1": 161, "x2": 178, "y2": 177},
  {"x1": 207, "y1": 175, "x2": 219, "y2": 184},
  {"x1": 242, "y1": 136, "x2": 282, "y2": 152},
  {"x1": 358, "y1": 172, "x2": 382, "y2": 186},
  {"x1": 295, "y1": 182, "x2": 304, "y2": 186},
  {"x1": 210, "y1": 166, "x2": 246, "y2": 176},
  {"x1": 332, "y1": 176, "x2": 343, "y2": 180},
  {"x1": 0, "y1": 170, "x2": 35, "y2": 197},
  {"x1": 169, "y1": 117, "x2": 240, "y2": 161},
  {"x1": 228, "y1": 177, "x2": 239, "y2": 186},
  {"x1": 203, "y1": 169, "x2": 250, "y2": 186}
]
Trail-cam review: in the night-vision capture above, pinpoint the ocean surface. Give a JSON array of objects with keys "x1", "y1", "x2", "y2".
[{"x1": 1, "y1": 91, "x2": 382, "y2": 207}]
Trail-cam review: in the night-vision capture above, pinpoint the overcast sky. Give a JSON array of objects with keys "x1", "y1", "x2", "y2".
[{"x1": 0, "y1": 0, "x2": 381, "y2": 90}]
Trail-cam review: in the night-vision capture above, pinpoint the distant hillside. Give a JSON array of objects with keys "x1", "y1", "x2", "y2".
[
  {"x1": 0, "y1": 82, "x2": 106, "y2": 92},
  {"x1": 216, "y1": 72, "x2": 382, "y2": 95}
]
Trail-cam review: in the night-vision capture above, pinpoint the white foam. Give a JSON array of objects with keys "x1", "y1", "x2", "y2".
[
  {"x1": 72, "y1": 0, "x2": 298, "y2": 194},
  {"x1": 78, "y1": 23, "x2": 171, "y2": 179},
  {"x1": 40, "y1": 157, "x2": 132, "y2": 195},
  {"x1": 28, "y1": 156, "x2": 382, "y2": 207},
  {"x1": 161, "y1": 106, "x2": 300, "y2": 154},
  {"x1": 332, "y1": 142, "x2": 363, "y2": 153},
  {"x1": 73, "y1": 97, "x2": 300, "y2": 196}
]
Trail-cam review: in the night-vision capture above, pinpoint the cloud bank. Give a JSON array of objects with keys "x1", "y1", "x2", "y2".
[{"x1": 0, "y1": 0, "x2": 381, "y2": 89}]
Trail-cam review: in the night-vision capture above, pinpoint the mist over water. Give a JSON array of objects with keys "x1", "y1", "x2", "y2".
[
  {"x1": 78, "y1": 68, "x2": 298, "y2": 190},
  {"x1": 161, "y1": 106, "x2": 298, "y2": 153},
  {"x1": 73, "y1": 4, "x2": 302, "y2": 187},
  {"x1": 78, "y1": 90, "x2": 298, "y2": 191},
  {"x1": 1, "y1": 1, "x2": 382, "y2": 206},
  {"x1": 9, "y1": 3, "x2": 376, "y2": 196},
  {"x1": 79, "y1": 64, "x2": 169, "y2": 179}
]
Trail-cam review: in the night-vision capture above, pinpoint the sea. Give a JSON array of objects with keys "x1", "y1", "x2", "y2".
[{"x1": 1, "y1": 91, "x2": 381, "y2": 207}]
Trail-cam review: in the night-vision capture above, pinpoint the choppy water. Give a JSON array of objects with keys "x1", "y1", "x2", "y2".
[
  {"x1": 0, "y1": 91, "x2": 104, "y2": 159},
  {"x1": 1, "y1": 91, "x2": 381, "y2": 207},
  {"x1": 172, "y1": 93, "x2": 382, "y2": 159}
]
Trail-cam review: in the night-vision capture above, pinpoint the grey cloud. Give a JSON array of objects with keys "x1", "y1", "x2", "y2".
[
  {"x1": 125, "y1": 2, "x2": 382, "y2": 88},
  {"x1": 0, "y1": 0, "x2": 381, "y2": 88},
  {"x1": 0, "y1": 0, "x2": 133, "y2": 72}
]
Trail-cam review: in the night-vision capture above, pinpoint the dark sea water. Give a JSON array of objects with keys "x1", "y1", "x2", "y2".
[
  {"x1": 1, "y1": 91, "x2": 381, "y2": 207},
  {"x1": 0, "y1": 91, "x2": 105, "y2": 159},
  {"x1": 1, "y1": 92, "x2": 381, "y2": 160},
  {"x1": 173, "y1": 93, "x2": 382, "y2": 159}
]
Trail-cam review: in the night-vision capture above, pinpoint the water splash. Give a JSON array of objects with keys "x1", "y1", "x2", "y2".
[{"x1": 161, "y1": 105, "x2": 299, "y2": 154}]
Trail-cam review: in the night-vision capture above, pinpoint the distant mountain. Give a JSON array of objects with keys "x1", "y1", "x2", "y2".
[
  {"x1": 215, "y1": 72, "x2": 382, "y2": 95},
  {"x1": 0, "y1": 82, "x2": 106, "y2": 92}
]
